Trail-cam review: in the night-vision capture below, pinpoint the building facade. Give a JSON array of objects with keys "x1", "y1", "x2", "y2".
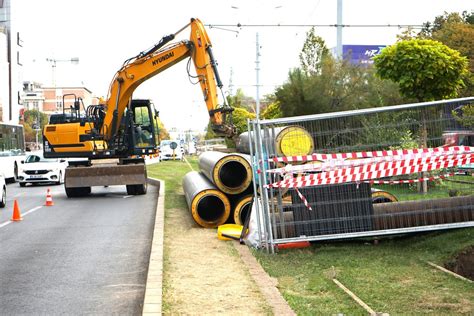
[
  {"x1": 22, "y1": 81, "x2": 44, "y2": 112},
  {"x1": 41, "y1": 86, "x2": 97, "y2": 115},
  {"x1": 0, "y1": 0, "x2": 22, "y2": 124},
  {"x1": 21, "y1": 83, "x2": 98, "y2": 116}
]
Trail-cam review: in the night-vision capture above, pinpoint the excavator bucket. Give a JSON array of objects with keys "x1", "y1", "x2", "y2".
[{"x1": 65, "y1": 163, "x2": 147, "y2": 188}]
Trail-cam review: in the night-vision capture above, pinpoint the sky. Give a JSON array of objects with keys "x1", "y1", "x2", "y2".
[{"x1": 15, "y1": 0, "x2": 471, "y2": 132}]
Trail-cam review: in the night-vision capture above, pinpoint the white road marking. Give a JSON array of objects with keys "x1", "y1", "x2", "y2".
[{"x1": 0, "y1": 205, "x2": 43, "y2": 229}]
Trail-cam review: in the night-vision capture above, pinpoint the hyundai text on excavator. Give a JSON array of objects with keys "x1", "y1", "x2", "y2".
[{"x1": 42, "y1": 18, "x2": 235, "y2": 197}]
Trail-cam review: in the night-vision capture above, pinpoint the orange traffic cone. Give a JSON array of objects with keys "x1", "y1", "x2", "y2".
[
  {"x1": 11, "y1": 199, "x2": 22, "y2": 221},
  {"x1": 45, "y1": 188, "x2": 54, "y2": 206}
]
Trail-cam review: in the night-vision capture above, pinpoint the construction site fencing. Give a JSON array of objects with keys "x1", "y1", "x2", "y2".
[{"x1": 248, "y1": 97, "x2": 474, "y2": 253}]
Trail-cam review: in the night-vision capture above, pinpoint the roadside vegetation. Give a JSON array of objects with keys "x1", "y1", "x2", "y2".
[
  {"x1": 254, "y1": 228, "x2": 473, "y2": 314},
  {"x1": 149, "y1": 159, "x2": 473, "y2": 315}
]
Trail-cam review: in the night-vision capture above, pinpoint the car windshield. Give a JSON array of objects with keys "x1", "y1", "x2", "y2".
[{"x1": 25, "y1": 155, "x2": 59, "y2": 163}]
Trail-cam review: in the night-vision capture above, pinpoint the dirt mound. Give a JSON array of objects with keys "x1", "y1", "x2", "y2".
[{"x1": 444, "y1": 246, "x2": 474, "y2": 281}]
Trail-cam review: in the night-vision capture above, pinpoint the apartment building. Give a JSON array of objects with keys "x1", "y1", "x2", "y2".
[{"x1": 22, "y1": 81, "x2": 44, "y2": 111}]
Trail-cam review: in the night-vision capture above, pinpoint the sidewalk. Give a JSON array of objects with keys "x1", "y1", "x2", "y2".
[{"x1": 142, "y1": 178, "x2": 295, "y2": 315}]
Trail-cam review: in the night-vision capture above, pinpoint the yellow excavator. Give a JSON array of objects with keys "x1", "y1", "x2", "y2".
[{"x1": 43, "y1": 18, "x2": 235, "y2": 197}]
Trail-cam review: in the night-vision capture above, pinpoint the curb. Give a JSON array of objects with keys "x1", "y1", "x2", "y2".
[
  {"x1": 235, "y1": 244, "x2": 296, "y2": 315},
  {"x1": 143, "y1": 178, "x2": 165, "y2": 315}
]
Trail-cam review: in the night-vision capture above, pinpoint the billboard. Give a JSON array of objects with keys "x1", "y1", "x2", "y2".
[{"x1": 343, "y1": 45, "x2": 386, "y2": 65}]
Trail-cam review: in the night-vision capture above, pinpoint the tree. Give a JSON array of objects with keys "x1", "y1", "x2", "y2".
[
  {"x1": 373, "y1": 39, "x2": 469, "y2": 101},
  {"x1": 276, "y1": 58, "x2": 405, "y2": 117},
  {"x1": 261, "y1": 101, "x2": 282, "y2": 119},
  {"x1": 155, "y1": 117, "x2": 170, "y2": 142},
  {"x1": 21, "y1": 110, "x2": 48, "y2": 144},
  {"x1": 231, "y1": 107, "x2": 255, "y2": 136},
  {"x1": 420, "y1": 11, "x2": 473, "y2": 37},
  {"x1": 299, "y1": 27, "x2": 330, "y2": 75},
  {"x1": 452, "y1": 104, "x2": 474, "y2": 128},
  {"x1": 275, "y1": 26, "x2": 407, "y2": 118},
  {"x1": 226, "y1": 88, "x2": 255, "y2": 112},
  {"x1": 374, "y1": 38, "x2": 468, "y2": 193},
  {"x1": 419, "y1": 11, "x2": 474, "y2": 97}
]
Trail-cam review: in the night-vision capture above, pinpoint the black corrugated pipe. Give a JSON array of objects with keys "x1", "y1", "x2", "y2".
[{"x1": 182, "y1": 171, "x2": 231, "y2": 228}]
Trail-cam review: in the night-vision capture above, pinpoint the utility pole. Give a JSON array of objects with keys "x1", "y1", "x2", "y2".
[
  {"x1": 336, "y1": 0, "x2": 343, "y2": 59},
  {"x1": 255, "y1": 32, "x2": 261, "y2": 119}
]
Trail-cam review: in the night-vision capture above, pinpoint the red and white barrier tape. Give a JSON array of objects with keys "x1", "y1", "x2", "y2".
[
  {"x1": 264, "y1": 146, "x2": 473, "y2": 189},
  {"x1": 295, "y1": 188, "x2": 313, "y2": 211},
  {"x1": 267, "y1": 155, "x2": 472, "y2": 188},
  {"x1": 268, "y1": 146, "x2": 473, "y2": 164}
]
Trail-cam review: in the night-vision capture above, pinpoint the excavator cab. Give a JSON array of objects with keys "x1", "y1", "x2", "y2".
[{"x1": 126, "y1": 99, "x2": 158, "y2": 156}]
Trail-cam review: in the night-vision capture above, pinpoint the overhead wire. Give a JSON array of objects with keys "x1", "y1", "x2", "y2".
[{"x1": 206, "y1": 23, "x2": 424, "y2": 29}]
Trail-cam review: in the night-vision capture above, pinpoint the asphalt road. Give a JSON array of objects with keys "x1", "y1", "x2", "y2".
[{"x1": 0, "y1": 181, "x2": 158, "y2": 315}]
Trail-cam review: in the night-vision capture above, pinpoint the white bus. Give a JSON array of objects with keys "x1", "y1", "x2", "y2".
[{"x1": 0, "y1": 123, "x2": 26, "y2": 182}]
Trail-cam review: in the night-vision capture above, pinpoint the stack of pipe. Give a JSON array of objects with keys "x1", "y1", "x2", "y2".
[
  {"x1": 182, "y1": 125, "x2": 403, "y2": 230},
  {"x1": 183, "y1": 151, "x2": 254, "y2": 228},
  {"x1": 183, "y1": 124, "x2": 316, "y2": 228}
]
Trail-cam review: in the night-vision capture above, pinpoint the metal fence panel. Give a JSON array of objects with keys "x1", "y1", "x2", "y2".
[{"x1": 250, "y1": 98, "x2": 474, "y2": 252}]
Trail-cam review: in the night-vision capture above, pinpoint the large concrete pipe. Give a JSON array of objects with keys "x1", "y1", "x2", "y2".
[
  {"x1": 236, "y1": 125, "x2": 314, "y2": 157},
  {"x1": 198, "y1": 151, "x2": 252, "y2": 195},
  {"x1": 182, "y1": 171, "x2": 231, "y2": 228}
]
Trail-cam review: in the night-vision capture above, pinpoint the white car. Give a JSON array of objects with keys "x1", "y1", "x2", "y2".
[
  {"x1": 0, "y1": 174, "x2": 6, "y2": 208},
  {"x1": 18, "y1": 153, "x2": 68, "y2": 187},
  {"x1": 159, "y1": 140, "x2": 184, "y2": 161}
]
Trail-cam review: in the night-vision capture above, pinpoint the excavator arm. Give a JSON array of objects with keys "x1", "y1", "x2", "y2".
[{"x1": 104, "y1": 18, "x2": 234, "y2": 142}]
